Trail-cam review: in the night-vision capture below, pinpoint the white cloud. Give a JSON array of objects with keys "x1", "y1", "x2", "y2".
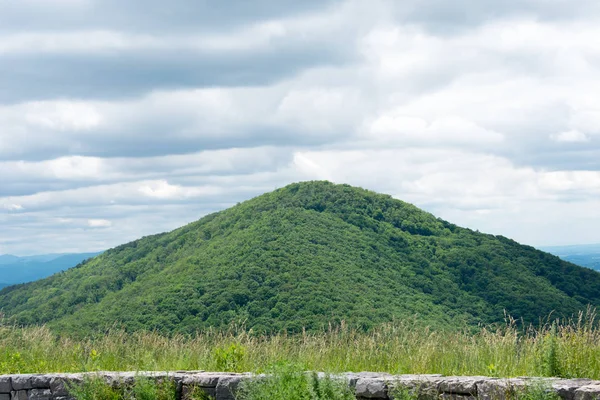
[
  {"x1": 366, "y1": 114, "x2": 504, "y2": 147},
  {"x1": 2, "y1": 203, "x2": 23, "y2": 211},
  {"x1": 550, "y1": 130, "x2": 590, "y2": 143},
  {"x1": 2, "y1": 0, "x2": 600, "y2": 254},
  {"x1": 87, "y1": 219, "x2": 112, "y2": 228}
]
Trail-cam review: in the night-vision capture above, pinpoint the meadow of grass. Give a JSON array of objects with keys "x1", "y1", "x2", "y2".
[{"x1": 1, "y1": 309, "x2": 599, "y2": 379}]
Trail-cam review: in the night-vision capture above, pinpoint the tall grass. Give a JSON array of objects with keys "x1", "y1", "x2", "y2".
[{"x1": 1, "y1": 309, "x2": 599, "y2": 378}]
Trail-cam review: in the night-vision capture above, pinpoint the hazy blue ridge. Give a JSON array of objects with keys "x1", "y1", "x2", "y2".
[
  {"x1": 0, "y1": 252, "x2": 102, "y2": 285},
  {"x1": 541, "y1": 244, "x2": 600, "y2": 271}
]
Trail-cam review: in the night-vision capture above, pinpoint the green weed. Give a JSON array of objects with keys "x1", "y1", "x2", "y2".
[
  {"x1": 237, "y1": 362, "x2": 353, "y2": 400},
  {"x1": 213, "y1": 343, "x2": 246, "y2": 372},
  {"x1": 66, "y1": 376, "x2": 123, "y2": 400},
  {"x1": 1, "y1": 309, "x2": 599, "y2": 378}
]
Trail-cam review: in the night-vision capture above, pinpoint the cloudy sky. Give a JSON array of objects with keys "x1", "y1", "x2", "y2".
[{"x1": 1, "y1": 0, "x2": 600, "y2": 255}]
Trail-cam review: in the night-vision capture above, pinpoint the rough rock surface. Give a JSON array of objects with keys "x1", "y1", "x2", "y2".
[{"x1": 0, "y1": 372, "x2": 598, "y2": 400}]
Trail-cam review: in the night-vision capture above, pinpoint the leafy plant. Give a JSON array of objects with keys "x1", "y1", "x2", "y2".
[
  {"x1": 542, "y1": 322, "x2": 562, "y2": 377},
  {"x1": 66, "y1": 376, "x2": 123, "y2": 400},
  {"x1": 131, "y1": 376, "x2": 176, "y2": 400},
  {"x1": 186, "y1": 385, "x2": 214, "y2": 400},
  {"x1": 237, "y1": 362, "x2": 353, "y2": 400},
  {"x1": 521, "y1": 380, "x2": 561, "y2": 400},
  {"x1": 213, "y1": 343, "x2": 246, "y2": 372},
  {"x1": 389, "y1": 384, "x2": 419, "y2": 400}
]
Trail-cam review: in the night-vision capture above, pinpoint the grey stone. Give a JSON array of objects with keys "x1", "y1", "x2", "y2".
[
  {"x1": 11, "y1": 377, "x2": 32, "y2": 391},
  {"x1": 438, "y1": 376, "x2": 487, "y2": 395},
  {"x1": 0, "y1": 378, "x2": 11, "y2": 394},
  {"x1": 30, "y1": 377, "x2": 51, "y2": 390},
  {"x1": 355, "y1": 378, "x2": 388, "y2": 399},
  {"x1": 10, "y1": 391, "x2": 27, "y2": 400},
  {"x1": 29, "y1": 389, "x2": 51, "y2": 400},
  {"x1": 391, "y1": 376, "x2": 441, "y2": 399},
  {"x1": 575, "y1": 384, "x2": 600, "y2": 400},
  {"x1": 181, "y1": 385, "x2": 216, "y2": 400},
  {"x1": 439, "y1": 395, "x2": 477, "y2": 400},
  {"x1": 553, "y1": 379, "x2": 596, "y2": 400},
  {"x1": 215, "y1": 375, "x2": 248, "y2": 400},
  {"x1": 49, "y1": 376, "x2": 82, "y2": 397},
  {"x1": 182, "y1": 373, "x2": 223, "y2": 388},
  {"x1": 0, "y1": 393, "x2": 10, "y2": 400},
  {"x1": 477, "y1": 379, "x2": 528, "y2": 400}
]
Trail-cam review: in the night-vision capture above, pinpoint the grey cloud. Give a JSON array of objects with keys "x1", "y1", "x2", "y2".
[
  {"x1": 0, "y1": 147, "x2": 295, "y2": 197},
  {"x1": 2, "y1": 0, "x2": 600, "y2": 254},
  {"x1": 391, "y1": 0, "x2": 600, "y2": 33},
  {"x1": 0, "y1": 43, "x2": 354, "y2": 104},
  {"x1": 0, "y1": 0, "x2": 342, "y2": 34}
]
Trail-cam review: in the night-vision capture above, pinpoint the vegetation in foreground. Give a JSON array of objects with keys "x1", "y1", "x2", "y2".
[
  {"x1": 62, "y1": 366, "x2": 563, "y2": 400},
  {"x1": 1, "y1": 310, "x2": 600, "y2": 379}
]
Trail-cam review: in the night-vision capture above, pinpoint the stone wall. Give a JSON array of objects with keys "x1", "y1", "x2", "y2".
[{"x1": 1, "y1": 371, "x2": 599, "y2": 400}]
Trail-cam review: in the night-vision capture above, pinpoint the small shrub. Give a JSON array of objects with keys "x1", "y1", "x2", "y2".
[
  {"x1": 521, "y1": 380, "x2": 561, "y2": 400},
  {"x1": 67, "y1": 375, "x2": 177, "y2": 400},
  {"x1": 237, "y1": 362, "x2": 353, "y2": 400},
  {"x1": 131, "y1": 376, "x2": 176, "y2": 400},
  {"x1": 390, "y1": 385, "x2": 419, "y2": 400},
  {"x1": 67, "y1": 376, "x2": 123, "y2": 400},
  {"x1": 389, "y1": 381, "x2": 436, "y2": 400},
  {"x1": 213, "y1": 343, "x2": 246, "y2": 372},
  {"x1": 186, "y1": 385, "x2": 215, "y2": 400},
  {"x1": 542, "y1": 323, "x2": 562, "y2": 377}
]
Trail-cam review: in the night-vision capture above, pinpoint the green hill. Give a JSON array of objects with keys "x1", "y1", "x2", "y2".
[{"x1": 1, "y1": 181, "x2": 599, "y2": 336}]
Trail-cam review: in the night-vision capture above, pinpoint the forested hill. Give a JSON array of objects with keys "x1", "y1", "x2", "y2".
[{"x1": 1, "y1": 181, "x2": 599, "y2": 336}]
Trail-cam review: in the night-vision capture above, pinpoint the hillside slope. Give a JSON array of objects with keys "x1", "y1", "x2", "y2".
[{"x1": 1, "y1": 181, "x2": 599, "y2": 335}]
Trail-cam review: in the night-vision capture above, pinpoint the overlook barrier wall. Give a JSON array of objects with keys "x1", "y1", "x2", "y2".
[{"x1": 1, "y1": 371, "x2": 600, "y2": 400}]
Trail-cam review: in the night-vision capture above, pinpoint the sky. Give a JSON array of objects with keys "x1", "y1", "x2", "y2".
[{"x1": 1, "y1": 0, "x2": 600, "y2": 255}]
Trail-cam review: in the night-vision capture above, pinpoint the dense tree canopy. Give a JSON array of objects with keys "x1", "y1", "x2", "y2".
[{"x1": 1, "y1": 181, "x2": 599, "y2": 336}]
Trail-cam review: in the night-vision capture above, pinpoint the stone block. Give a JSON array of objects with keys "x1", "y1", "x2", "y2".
[
  {"x1": 30, "y1": 377, "x2": 51, "y2": 390},
  {"x1": 49, "y1": 376, "x2": 82, "y2": 398},
  {"x1": 11, "y1": 376, "x2": 32, "y2": 391},
  {"x1": 575, "y1": 384, "x2": 600, "y2": 400},
  {"x1": 10, "y1": 391, "x2": 27, "y2": 400},
  {"x1": 29, "y1": 389, "x2": 51, "y2": 400},
  {"x1": 181, "y1": 385, "x2": 216, "y2": 400},
  {"x1": 215, "y1": 375, "x2": 248, "y2": 400},
  {"x1": 553, "y1": 379, "x2": 596, "y2": 400},
  {"x1": 0, "y1": 393, "x2": 10, "y2": 400},
  {"x1": 182, "y1": 373, "x2": 222, "y2": 388},
  {"x1": 438, "y1": 376, "x2": 488, "y2": 395},
  {"x1": 355, "y1": 378, "x2": 388, "y2": 399},
  {"x1": 390, "y1": 375, "x2": 441, "y2": 400},
  {"x1": 0, "y1": 378, "x2": 11, "y2": 394},
  {"x1": 477, "y1": 379, "x2": 528, "y2": 400},
  {"x1": 439, "y1": 395, "x2": 477, "y2": 400}
]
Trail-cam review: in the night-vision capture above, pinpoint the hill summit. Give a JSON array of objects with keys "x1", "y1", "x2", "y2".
[{"x1": 1, "y1": 181, "x2": 599, "y2": 335}]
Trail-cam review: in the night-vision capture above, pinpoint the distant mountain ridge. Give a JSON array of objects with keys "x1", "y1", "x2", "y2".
[
  {"x1": 1, "y1": 181, "x2": 599, "y2": 336},
  {"x1": 0, "y1": 252, "x2": 101, "y2": 286},
  {"x1": 542, "y1": 244, "x2": 600, "y2": 271}
]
